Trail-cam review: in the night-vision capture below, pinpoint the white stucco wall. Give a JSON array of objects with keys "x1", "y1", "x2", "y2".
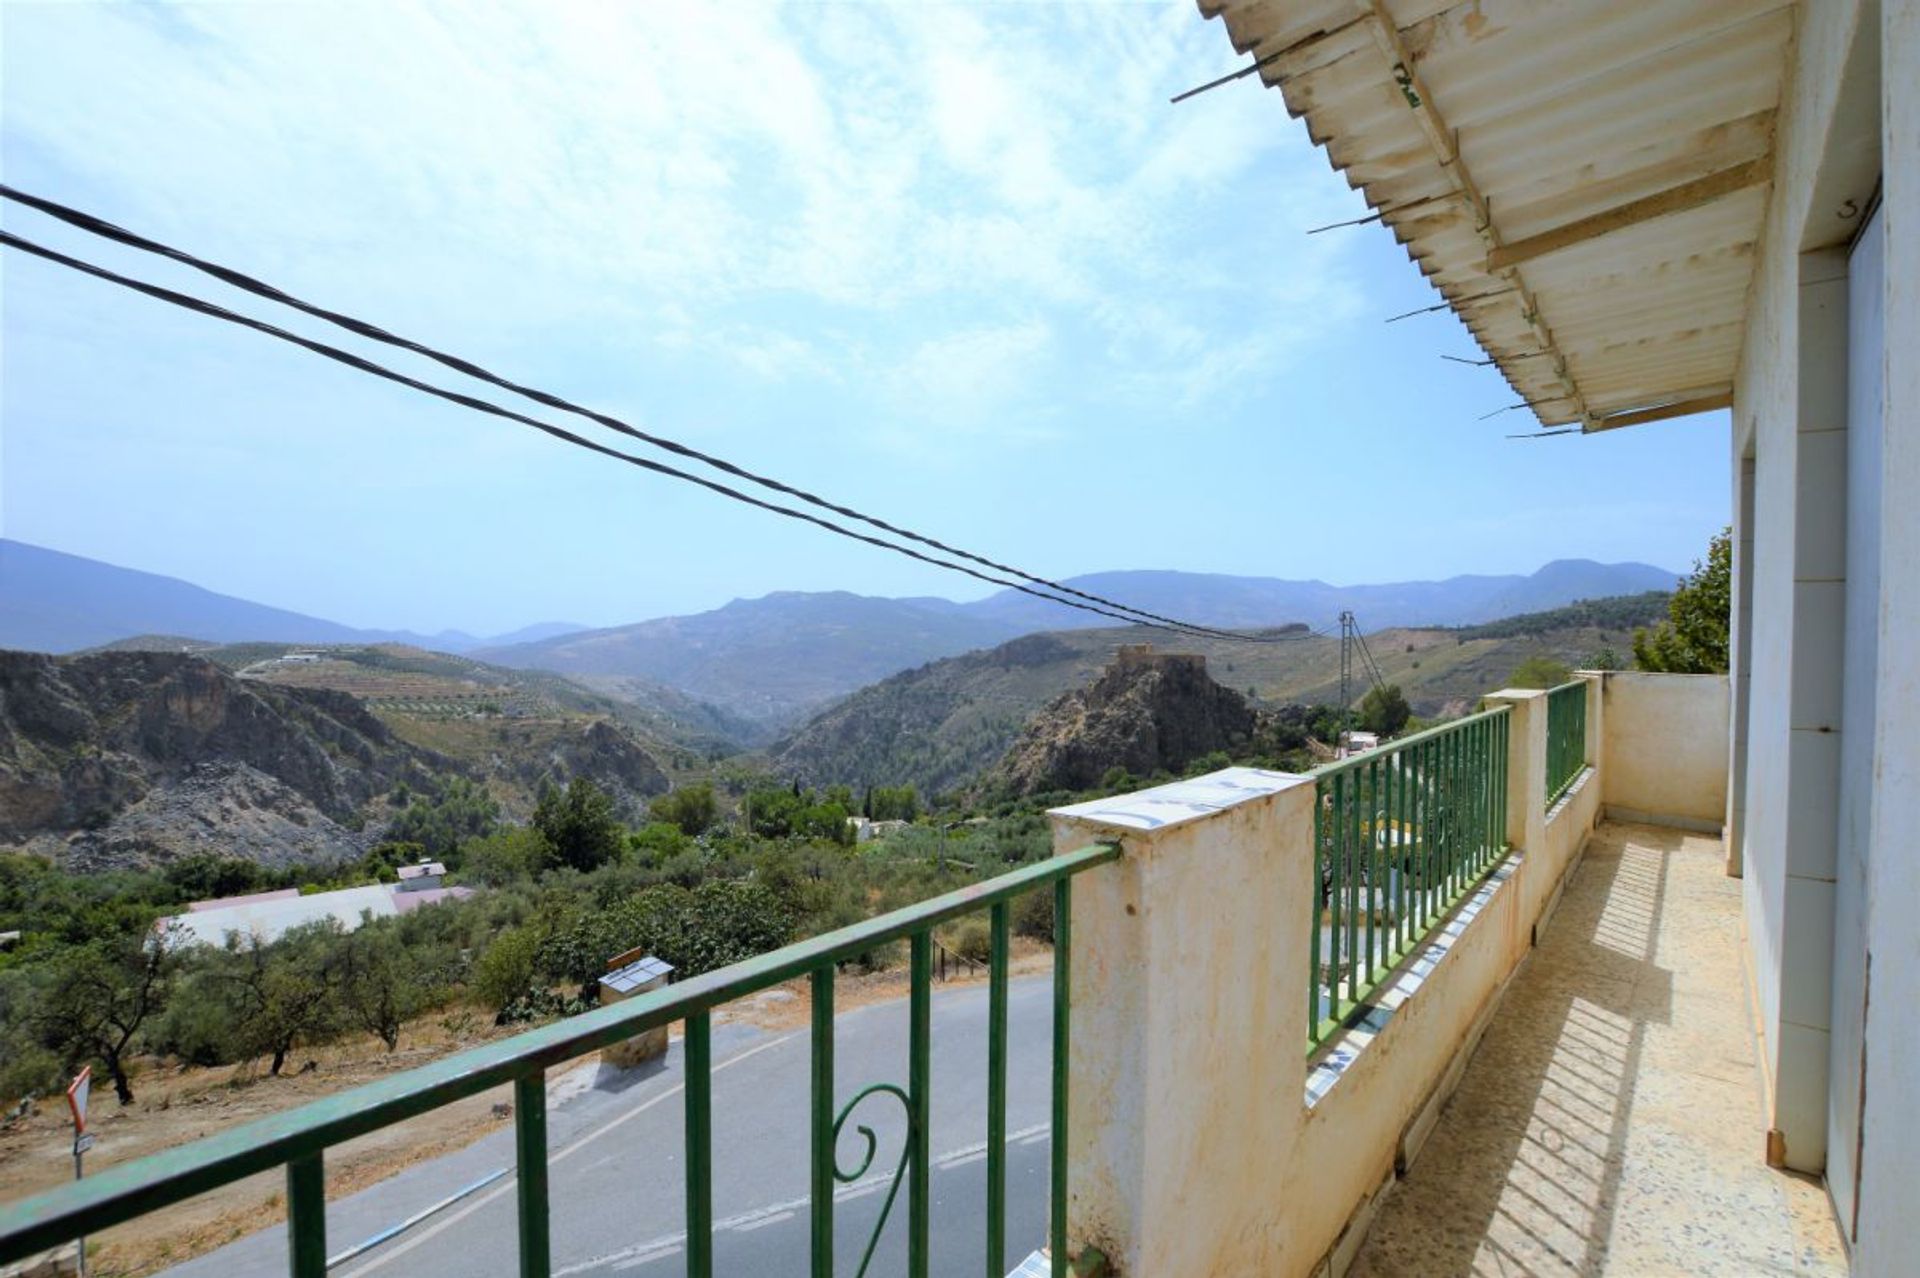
[
  {"x1": 1730, "y1": 0, "x2": 1919, "y2": 1244},
  {"x1": 1598, "y1": 672, "x2": 1730, "y2": 827},
  {"x1": 1725, "y1": 0, "x2": 1920, "y2": 1201},
  {"x1": 1855, "y1": 0, "x2": 1920, "y2": 1267}
]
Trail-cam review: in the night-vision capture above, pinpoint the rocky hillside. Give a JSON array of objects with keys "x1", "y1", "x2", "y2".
[
  {"x1": 983, "y1": 647, "x2": 1257, "y2": 796},
  {"x1": 772, "y1": 633, "x2": 1110, "y2": 798},
  {"x1": 0, "y1": 650, "x2": 670, "y2": 872},
  {"x1": 0, "y1": 650, "x2": 443, "y2": 870}
]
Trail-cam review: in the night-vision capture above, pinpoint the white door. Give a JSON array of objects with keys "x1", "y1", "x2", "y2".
[{"x1": 1829, "y1": 199, "x2": 1882, "y2": 1240}]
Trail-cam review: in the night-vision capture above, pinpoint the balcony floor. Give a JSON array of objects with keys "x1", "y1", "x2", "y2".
[{"x1": 1352, "y1": 821, "x2": 1846, "y2": 1277}]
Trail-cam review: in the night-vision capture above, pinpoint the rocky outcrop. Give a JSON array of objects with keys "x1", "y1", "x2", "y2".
[
  {"x1": 0, "y1": 650, "x2": 440, "y2": 869},
  {"x1": 985, "y1": 645, "x2": 1256, "y2": 795},
  {"x1": 525, "y1": 718, "x2": 669, "y2": 816}
]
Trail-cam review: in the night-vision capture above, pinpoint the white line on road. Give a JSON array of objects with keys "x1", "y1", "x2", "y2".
[
  {"x1": 338, "y1": 1034, "x2": 796, "y2": 1278},
  {"x1": 611, "y1": 1242, "x2": 681, "y2": 1271},
  {"x1": 552, "y1": 1122, "x2": 1051, "y2": 1276}
]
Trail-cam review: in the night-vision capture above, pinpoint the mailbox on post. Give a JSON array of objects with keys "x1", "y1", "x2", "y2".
[{"x1": 598, "y1": 949, "x2": 674, "y2": 1069}]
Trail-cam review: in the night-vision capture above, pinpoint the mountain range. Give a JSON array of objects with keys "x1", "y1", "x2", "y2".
[
  {"x1": 0, "y1": 541, "x2": 586, "y2": 655},
  {"x1": 1, "y1": 539, "x2": 1676, "y2": 725}
]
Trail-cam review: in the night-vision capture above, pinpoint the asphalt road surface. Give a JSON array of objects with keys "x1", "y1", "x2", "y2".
[{"x1": 160, "y1": 975, "x2": 1056, "y2": 1278}]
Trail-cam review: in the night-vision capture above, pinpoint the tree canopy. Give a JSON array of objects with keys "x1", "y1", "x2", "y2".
[
  {"x1": 1358, "y1": 685, "x2": 1412, "y2": 736},
  {"x1": 1633, "y1": 527, "x2": 1731, "y2": 673},
  {"x1": 1508, "y1": 655, "x2": 1574, "y2": 689},
  {"x1": 533, "y1": 778, "x2": 624, "y2": 872}
]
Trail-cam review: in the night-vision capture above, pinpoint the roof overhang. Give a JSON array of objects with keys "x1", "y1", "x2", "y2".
[{"x1": 1197, "y1": 0, "x2": 1795, "y2": 433}]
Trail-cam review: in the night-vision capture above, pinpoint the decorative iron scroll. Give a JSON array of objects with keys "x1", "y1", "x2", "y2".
[{"x1": 832, "y1": 1083, "x2": 915, "y2": 1278}]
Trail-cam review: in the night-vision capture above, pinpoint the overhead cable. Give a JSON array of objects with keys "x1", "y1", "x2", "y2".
[
  {"x1": 0, "y1": 184, "x2": 1307, "y2": 644},
  {"x1": 2, "y1": 228, "x2": 1322, "y2": 646}
]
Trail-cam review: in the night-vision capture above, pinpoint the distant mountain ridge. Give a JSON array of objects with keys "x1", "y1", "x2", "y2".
[
  {"x1": 475, "y1": 591, "x2": 1028, "y2": 726},
  {"x1": 0, "y1": 540, "x2": 584, "y2": 655},
  {"x1": 3, "y1": 540, "x2": 1676, "y2": 727},
  {"x1": 964, "y1": 561, "x2": 1679, "y2": 632}
]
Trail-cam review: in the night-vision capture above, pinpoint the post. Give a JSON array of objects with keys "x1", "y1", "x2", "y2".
[
  {"x1": 65, "y1": 1067, "x2": 90, "y2": 1278},
  {"x1": 1483, "y1": 689, "x2": 1551, "y2": 925},
  {"x1": 72, "y1": 1141, "x2": 84, "y2": 1278},
  {"x1": 1048, "y1": 767, "x2": 1315, "y2": 1276},
  {"x1": 1483, "y1": 690, "x2": 1548, "y2": 857}
]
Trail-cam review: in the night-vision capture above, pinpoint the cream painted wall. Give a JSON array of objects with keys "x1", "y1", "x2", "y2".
[
  {"x1": 1599, "y1": 672, "x2": 1730, "y2": 827},
  {"x1": 1051, "y1": 690, "x2": 1601, "y2": 1276}
]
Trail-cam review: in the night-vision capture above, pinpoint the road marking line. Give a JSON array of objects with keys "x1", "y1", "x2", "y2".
[
  {"x1": 611, "y1": 1242, "x2": 682, "y2": 1270},
  {"x1": 338, "y1": 1034, "x2": 796, "y2": 1278},
  {"x1": 555, "y1": 1121, "x2": 1054, "y2": 1274}
]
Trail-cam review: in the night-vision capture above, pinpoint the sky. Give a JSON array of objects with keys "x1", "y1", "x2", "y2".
[{"x1": 0, "y1": 1, "x2": 1731, "y2": 636}]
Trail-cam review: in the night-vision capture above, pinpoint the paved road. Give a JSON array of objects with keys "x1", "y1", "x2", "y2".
[{"x1": 161, "y1": 976, "x2": 1055, "y2": 1278}]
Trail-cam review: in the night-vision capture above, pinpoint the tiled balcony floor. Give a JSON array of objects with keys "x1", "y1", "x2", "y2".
[{"x1": 1352, "y1": 822, "x2": 1847, "y2": 1277}]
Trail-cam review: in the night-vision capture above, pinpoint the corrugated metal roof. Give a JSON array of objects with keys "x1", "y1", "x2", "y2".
[{"x1": 1197, "y1": 0, "x2": 1794, "y2": 431}]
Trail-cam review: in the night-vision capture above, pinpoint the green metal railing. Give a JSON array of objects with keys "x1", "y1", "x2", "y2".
[
  {"x1": 1545, "y1": 679, "x2": 1589, "y2": 805},
  {"x1": 0, "y1": 844, "x2": 1121, "y2": 1278},
  {"x1": 1308, "y1": 706, "x2": 1510, "y2": 1051}
]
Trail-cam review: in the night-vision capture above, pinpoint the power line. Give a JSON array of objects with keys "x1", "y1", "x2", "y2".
[
  {"x1": 2, "y1": 227, "x2": 1315, "y2": 646},
  {"x1": 0, "y1": 184, "x2": 1319, "y2": 646}
]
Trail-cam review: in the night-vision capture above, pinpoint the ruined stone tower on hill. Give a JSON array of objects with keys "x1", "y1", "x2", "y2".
[{"x1": 985, "y1": 644, "x2": 1256, "y2": 795}]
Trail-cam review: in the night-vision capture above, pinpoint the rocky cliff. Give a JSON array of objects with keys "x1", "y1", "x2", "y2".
[
  {"x1": 0, "y1": 650, "x2": 449, "y2": 869},
  {"x1": 984, "y1": 645, "x2": 1257, "y2": 796}
]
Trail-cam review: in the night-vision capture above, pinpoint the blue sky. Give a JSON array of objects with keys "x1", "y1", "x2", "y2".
[{"x1": 0, "y1": 1, "x2": 1729, "y2": 636}]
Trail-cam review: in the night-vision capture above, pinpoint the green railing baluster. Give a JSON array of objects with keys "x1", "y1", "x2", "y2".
[
  {"x1": 1476, "y1": 717, "x2": 1486, "y2": 863},
  {"x1": 1328, "y1": 772, "x2": 1344, "y2": 1018},
  {"x1": 1310, "y1": 785, "x2": 1326, "y2": 1044},
  {"x1": 1345, "y1": 765, "x2": 1360, "y2": 1005},
  {"x1": 1365, "y1": 757, "x2": 1378, "y2": 987},
  {"x1": 1449, "y1": 722, "x2": 1462, "y2": 894},
  {"x1": 1051, "y1": 877, "x2": 1072, "y2": 1278},
  {"x1": 286, "y1": 1152, "x2": 325, "y2": 1278},
  {"x1": 1501, "y1": 709, "x2": 1511, "y2": 846},
  {"x1": 811, "y1": 966, "x2": 834, "y2": 1278},
  {"x1": 515, "y1": 1072, "x2": 549, "y2": 1278},
  {"x1": 685, "y1": 1012, "x2": 712, "y2": 1278},
  {"x1": 1400, "y1": 752, "x2": 1412, "y2": 954},
  {"x1": 987, "y1": 903, "x2": 1009, "y2": 1277},
  {"x1": 909, "y1": 932, "x2": 931, "y2": 1278},
  {"x1": 1480, "y1": 715, "x2": 1491, "y2": 866},
  {"x1": 1545, "y1": 680, "x2": 1587, "y2": 804},
  {"x1": 1301, "y1": 707, "x2": 1514, "y2": 1057},
  {"x1": 1413, "y1": 733, "x2": 1428, "y2": 932}
]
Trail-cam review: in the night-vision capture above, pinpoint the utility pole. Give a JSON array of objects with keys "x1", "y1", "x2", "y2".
[{"x1": 1338, "y1": 611, "x2": 1357, "y2": 754}]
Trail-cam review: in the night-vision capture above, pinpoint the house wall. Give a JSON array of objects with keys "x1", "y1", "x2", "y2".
[
  {"x1": 1855, "y1": 0, "x2": 1920, "y2": 1267},
  {"x1": 1733, "y1": 0, "x2": 1919, "y2": 1254},
  {"x1": 1598, "y1": 672, "x2": 1729, "y2": 828},
  {"x1": 1729, "y1": 0, "x2": 1869, "y2": 1179}
]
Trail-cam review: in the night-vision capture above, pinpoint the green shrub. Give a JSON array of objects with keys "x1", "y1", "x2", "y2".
[
  {"x1": 1012, "y1": 889, "x2": 1054, "y2": 943},
  {"x1": 950, "y1": 919, "x2": 992, "y2": 965}
]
